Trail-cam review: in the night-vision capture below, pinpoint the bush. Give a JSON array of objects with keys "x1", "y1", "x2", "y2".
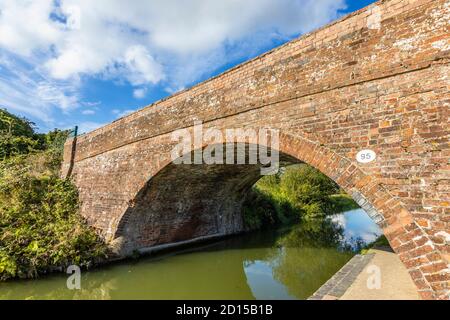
[
  {"x1": 276, "y1": 218, "x2": 345, "y2": 249},
  {"x1": 0, "y1": 110, "x2": 107, "y2": 281},
  {"x1": 242, "y1": 189, "x2": 280, "y2": 230},
  {"x1": 0, "y1": 109, "x2": 35, "y2": 137},
  {"x1": 0, "y1": 109, "x2": 42, "y2": 159},
  {"x1": 0, "y1": 109, "x2": 70, "y2": 160},
  {"x1": 242, "y1": 164, "x2": 359, "y2": 229},
  {"x1": 0, "y1": 167, "x2": 107, "y2": 280},
  {"x1": 360, "y1": 235, "x2": 391, "y2": 255}
]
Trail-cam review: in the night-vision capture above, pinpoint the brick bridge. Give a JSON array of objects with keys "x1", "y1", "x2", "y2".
[{"x1": 62, "y1": 0, "x2": 449, "y2": 299}]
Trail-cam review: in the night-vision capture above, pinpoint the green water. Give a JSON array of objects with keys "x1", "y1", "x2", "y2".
[{"x1": 0, "y1": 209, "x2": 380, "y2": 300}]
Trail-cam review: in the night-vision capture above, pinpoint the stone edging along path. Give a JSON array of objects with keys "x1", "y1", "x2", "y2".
[{"x1": 308, "y1": 253, "x2": 375, "y2": 300}]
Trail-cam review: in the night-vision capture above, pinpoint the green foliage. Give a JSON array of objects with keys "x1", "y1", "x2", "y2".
[
  {"x1": 328, "y1": 193, "x2": 360, "y2": 213},
  {"x1": 271, "y1": 246, "x2": 353, "y2": 299},
  {"x1": 276, "y1": 218, "x2": 346, "y2": 249},
  {"x1": 0, "y1": 110, "x2": 106, "y2": 281},
  {"x1": 0, "y1": 133, "x2": 40, "y2": 160},
  {"x1": 243, "y1": 164, "x2": 359, "y2": 229},
  {"x1": 42, "y1": 129, "x2": 70, "y2": 151},
  {"x1": 0, "y1": 109, "x2": 70, "y2": 160},
  {"x1": 0, "y1": 109, "x2": 35, "y2": 137},
  {"x1": 242, "y1": 190, "x2": 279, "y2": 230},
  {"x1": 0, "y1": 109, "x2": 41, "y2": 159}
]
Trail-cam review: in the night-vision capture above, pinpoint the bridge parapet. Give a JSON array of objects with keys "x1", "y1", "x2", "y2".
[{"x1": 64, "y1": 0, "x2": 448, "y2": 165}]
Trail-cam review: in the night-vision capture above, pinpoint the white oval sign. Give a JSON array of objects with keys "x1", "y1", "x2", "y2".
[{"x1": 356, "y1": 149, "x2": 376, "y2": 163}]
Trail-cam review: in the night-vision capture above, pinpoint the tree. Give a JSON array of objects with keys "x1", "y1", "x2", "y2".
[{"x1": 0, "y1": 109, "x2": 41, "y2": 159}]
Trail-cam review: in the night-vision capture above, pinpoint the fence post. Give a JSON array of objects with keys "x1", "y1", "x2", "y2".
[{"x1": 65, "y1": 126, "x2": 78, "y2": 179}]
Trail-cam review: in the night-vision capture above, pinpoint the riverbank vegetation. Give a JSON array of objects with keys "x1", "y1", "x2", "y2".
[
  {"x1": 0, "y1": 109, "x2": 107, "y2": 281},
  {"x1": 240, "y1": 164, "x2": 379, "y2": 253},
  {"x1": 242, "y1": 164, "x2": 359, "y2": 230}
]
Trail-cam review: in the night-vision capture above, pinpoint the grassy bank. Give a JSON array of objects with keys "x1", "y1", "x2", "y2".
[
  {"x1": 0, "y1": 109, "x2": 107, "y2": 281},
  {"x1": 242, "y1": 164, "x2": 360, "y2": 230}
]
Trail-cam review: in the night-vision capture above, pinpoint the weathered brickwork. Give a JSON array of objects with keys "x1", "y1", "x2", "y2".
[{"x1": 62, "y1": 0, "x2": 449, "y2": 299}]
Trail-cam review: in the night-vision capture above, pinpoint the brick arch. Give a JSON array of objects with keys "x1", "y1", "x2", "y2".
[
  {"x1": 109, "y1": 132, "x2": 445, "y2": 299},
  {"x1": 111, "y1": 134, "x2": 303, "y2": 255}
]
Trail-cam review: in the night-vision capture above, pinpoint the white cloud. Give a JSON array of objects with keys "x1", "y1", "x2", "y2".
[
  {"x1": 0, "y1": 0, "x2": 347, "y2": 124},
  {"x1": 331, "y1": 214, "x2": 347, "y2": 228},
  {"x1": 36, "y1": 82, "x2": 78, "y2": 111},
  {"x1": 144, "y1": 0, "x2": 346, "y2": 54},
  {"x1": 133, "y1": 88, "x2": 147, "y2": 99},
  {"x1": 82, "y1": 101, "x2": 101, "y2": 107},
  {"x1": 81, "y1": 109, "x2": 96, "y2": 115},
  {"x1": 0, "y1": 0, "x2": 61, "y2": 56},
  {"x1": 0, "y1": 52, "x2": 79, "y2": 123},
  {"x1": 124, "y1": 46, "x2": 164, "y2": 86}
]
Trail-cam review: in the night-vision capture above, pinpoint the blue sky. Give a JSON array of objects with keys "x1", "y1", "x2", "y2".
[{"x1": 0, "y1": 0, "x2": 376, "y2": 133}]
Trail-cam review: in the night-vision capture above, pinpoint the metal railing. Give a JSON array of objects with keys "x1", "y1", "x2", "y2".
[{"x1": 68, "y1": 126, "x2": 78, "y2": 139}]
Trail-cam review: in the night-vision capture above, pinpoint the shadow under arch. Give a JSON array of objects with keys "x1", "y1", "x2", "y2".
[
  {"x1": 114, "y1": 142, "x2": 300, "y2": 255},
  {"x1": 112, "y1": 132, "x2": 417, "y2": 258}
]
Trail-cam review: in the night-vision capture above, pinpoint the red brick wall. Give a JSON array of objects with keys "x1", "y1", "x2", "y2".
[{"x1": 62, "y1": 0, "x2": 449, "y2": 299}]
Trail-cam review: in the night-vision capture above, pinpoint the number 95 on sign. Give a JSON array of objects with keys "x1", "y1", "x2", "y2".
[{"x1": 356, "y1": 149, "x2": 376, "y2": 164}]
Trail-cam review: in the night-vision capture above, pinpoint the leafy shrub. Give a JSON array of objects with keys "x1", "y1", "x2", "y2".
[
  {"x1": 360, "y1": 235, "x2": 390, "y2": 255},
  {"x1": 0, "y1": 109, "x2": 70, "y2": 160},
  {"x1": 0, "y1": 109, "x2": 35, "y2": 137},
  {"x1": 0, "y1": 110, "x2": 107, "y2": 281},
  {"x1": 0, "y1": 166, "x2": 107, "y2": 280},
  {"x1": 242, "y1": 189, "x2": 280, "y2": 230},
  {"x1": 0, "y1": 109, "x2": 42, "y2": 159},
  {"x1": 276, "y1": 218, "x2": 346, "y2": 249},
  {"x1": 243, "y1": 164, "x2": 359, "y2": 229}
]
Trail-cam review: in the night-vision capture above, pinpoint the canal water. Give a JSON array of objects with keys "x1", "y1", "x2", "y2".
[{"x1": 0, "y1": 208, "x2": 381, "y2": 300}]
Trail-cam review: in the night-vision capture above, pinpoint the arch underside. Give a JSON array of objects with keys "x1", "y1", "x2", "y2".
[{"x1": 114, "y1": 144, "x2": 301, "y2": 255}]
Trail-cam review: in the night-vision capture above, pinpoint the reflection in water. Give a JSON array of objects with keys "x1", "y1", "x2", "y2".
[
  {"x1": 0, "y1": 209, "x2": 381, "y2": 300},
  {"x1": 331, "y1": 208, "x2": 382, "y2": 245},
  {"x1": 246, "y1": 247, "x2": 353, "y2": 300}
]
